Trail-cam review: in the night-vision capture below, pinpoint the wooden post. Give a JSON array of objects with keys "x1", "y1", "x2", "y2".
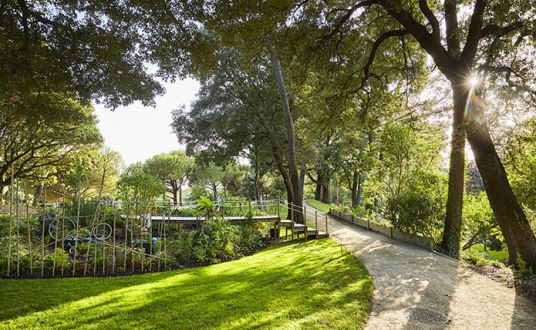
[
  {"x1": 149, "y1": 215, "x2": 153, "y2": 272},
  {"x1": 336, "y1": 176, "x2": 339, "y2": 206},
  {"x1": 290, "y1": 202, "x2": 294, "y2": 240},
  {"x1": 7, "y1": 165, "x2": 13, "y2": 277},
  {"x1": 112, "y1": 213, "x2": 116, "y2": 274},
  {"x1": 73, "y1": 187, "x2": 81, "y2": 277},
  {"x1": 52, "y1": 213, "x2": 58, "y2": 277},
  {"x1": 16, "y1": 180, "x2": 20, "y2": 277},
  {"x1": 24, "y1": 182, "x2": 32, "y2": 276},
  {"x1": 140, "y1": 216, "x2": 145, "y2": 273},
  {"x1": 61, "y1": 214, "x2": 65, "y2": 276},
  {"x1": 303, "y1": 206, "x2": 307, "y2": 241},
  {"x1": 123, "y1": 214, "x2": 128, "y2": 273},
  {"x1": 41, "y1": 213, "x2": 45, "y2": 277},
  {"x1": 315, "y1": 210, "x2": 318, "y2": 239},
  {"x1": 248, "y1": 199, "x2": 251, "y2": 215},
  {"x1": 325, "y1": 214, "x2": 328, "y2": 235},
  {"x1": 102, "y1": 222, "x2": 107, "y2": 275},
  {"x1": 130, "y1": 215, "x2": 135, "y2": 273},
  {"x1": 164, "y1": 213, "x2": 169, "y2": 271},
  {"x1": 276, "y1": 199, "x2": 281, "y2": 242}
]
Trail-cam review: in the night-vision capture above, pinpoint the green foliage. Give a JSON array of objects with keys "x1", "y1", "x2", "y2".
[
  {"x1": 384, "y1": 170, "x2": 447, "y2": 242},
  {"x1": 462, "y1": 249, "x2": 503, "y2": 268},
  {"x1": 195, "y1": 196, "x2": 215, "y2": 220},
  {"x1": 0, "y1": 93, "x2": 103, "y2": 191},
  {"x1": 470, "y1": 244, "x2": 508, "y2": 262},
  {"x1": 192, "y1": 220, "x2": 240, "y2": 264},
  {"x1": 462, "y1": 192, "x2": 501, "y2": 250},
  {"x1": 143, "y1": 151, "x2": 194, "y2": 204},
  {"x1": 117, "y1": 163, "x2": 165, "y2": 215},
  {"x1": 515, "y1": 255, "x2": 534, "y2": 279},
  {"x1": 167, "y1": 231, "x2": 195, "y2": 264},
  {"x1": 503, "y1": 116, "x2": 536, "y2": 234}
]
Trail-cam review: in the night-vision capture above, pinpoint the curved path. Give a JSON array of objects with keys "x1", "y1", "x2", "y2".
[{"x1": 304, "y1": 204, "x2": 536, "y2": 329}]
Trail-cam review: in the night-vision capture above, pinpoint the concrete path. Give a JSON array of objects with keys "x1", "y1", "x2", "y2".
[{"x1": 304, "y1": 205, "x2": 536, "y2": 329}]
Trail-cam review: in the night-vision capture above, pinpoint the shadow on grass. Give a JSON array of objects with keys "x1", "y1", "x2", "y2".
[{"x1": 0, "y1": 239, "x2": 372, "y2": 329}]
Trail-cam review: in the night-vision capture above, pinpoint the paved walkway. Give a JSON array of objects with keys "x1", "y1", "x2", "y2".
[{"x1": 304, "y1": 205, "x2": 536, "y2": 329}]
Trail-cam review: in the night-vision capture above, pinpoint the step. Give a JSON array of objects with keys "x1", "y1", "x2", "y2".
[{"x1": 279, "y1": 219, "x2": 293, "y2": 227}]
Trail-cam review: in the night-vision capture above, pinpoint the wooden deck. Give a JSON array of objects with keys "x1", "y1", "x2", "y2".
[
  {"x1": 278, "y1": 219, "x2": 329, "y2": 239},
  {"x1": 131, "y1": 214, "x2": 329, "y2": 240},
  {"x1": 148, "y1": 215, "x2": 280, "y2": 225}
]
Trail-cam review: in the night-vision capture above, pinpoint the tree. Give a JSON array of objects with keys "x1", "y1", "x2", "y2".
[
  {"x1": 270, "y1": 47, "x2": 304, "y2": 221},
  {"x1": 191, "y1": 163, "x2": 225, "y2": 202},
  {"x1": 308, "y1": 0, "x2": 536, "y2": 267},
  {"x1": 40, "y1": 147, "x2": 122, "y2": 201},
  {"x1": 144, "y1": 151, "x2": 195, "y2": 206},
  {"x1": 172, "y1": 47, "x2": 299, "y2": 217},
  {"x1": 0, "y1": 93, "x2": 102, "y2": 195},
  {"x1": 1, "y1": 0, "x2": 199, "y2": 108},
  {"x1": 117, "y1": 163, "x2": 165, "y2": 215}
]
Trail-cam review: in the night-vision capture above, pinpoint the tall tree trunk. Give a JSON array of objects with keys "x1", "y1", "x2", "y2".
[
  {"x1": 254, "y1": 150, "x2": 261, "y2": 202},
  {"x1": 466, "y1": 90, "x2": 536, "y2": 269},
  {"x1": 212, "y1": 183, "x2": 218, "y2": 201},
  {"x1": 440, "y1": 82, "x2": 467, "y2": 259},
  {"x1": 320, "y1": 181, "x2": 331, "y2": 204},
  {"x1": 314, "y1": 172, "x2": 323, "y2": 200},
  {"x1": 271, "y1": 145, "x2": 294, "y2": 219},
  {"x1": 357, "y1": 175, "x2": 365, "y2": 207},
  {"x1": 299, "y1": 162, "x2": 305, "y2": 198},
  {"x1": 172, "y1": 188, "x2": 178, "y2": 206},
  {"x1": 179, "y1": 184, "x2": 182, "y2": 206},
  {"x1": 33, "y1": 182, "x2": 44, "y2": 206},
  {"x1": 351, "y1": 171, "x2": 364, "y2": 208},
  {"x1": 270, "y1": 46, "x2": 303, "y2": 223}
]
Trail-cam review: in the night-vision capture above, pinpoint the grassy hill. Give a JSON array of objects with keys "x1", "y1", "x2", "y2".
[{"x1": 0, "y1": 239, "x2": 371, "y2": 329}]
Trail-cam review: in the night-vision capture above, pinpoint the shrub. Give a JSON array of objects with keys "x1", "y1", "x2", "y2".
[
  {"x1": 515, "y1": 255, "x2": 534, "y2": 279},
  {"x1": 239, "y1": 214, "x2": 267, "y2": 252},
  {"x1": 167, "y1": 230, "x2": 195, "y2": 264},
  {"x1": 384, "y1": 170, "x2": 446, "y2": 242},
  {"x1": 462, "y1": 250, "x2": 503, "y2": 268},
  {"x1": 192, "y1": 219, "x2": 240, "y2": 264}
]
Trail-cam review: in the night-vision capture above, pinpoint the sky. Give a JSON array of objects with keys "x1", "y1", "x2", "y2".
[{"x1": 94, "y1": 78, "x2": 200, "y2": 165}]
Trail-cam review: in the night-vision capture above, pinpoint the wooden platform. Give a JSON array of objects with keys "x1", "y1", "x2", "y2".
[
  {"x1": 148, "y1": 215, "x2": 279, "y2": 225},
  {"x1": 278, "y1": 220, "x2": 329, "y2": 239},
  {"x1": 135, "y1": 215, "x2": 329, "y2": 240}
]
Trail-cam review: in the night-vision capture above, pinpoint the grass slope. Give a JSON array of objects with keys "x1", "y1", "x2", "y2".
[
  {"x1": 307, "y1": 199, "x2": 331, "y2": 213},
  {"x1": 0, "y1": 239, "x2": 372, "y2": 329},
  {"x1": 470, "y1": 244, "x2": 509, "y2": 261}
]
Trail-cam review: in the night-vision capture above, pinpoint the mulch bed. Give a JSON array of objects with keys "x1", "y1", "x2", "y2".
[{"x1": 468, "y1": 264, "x2": 536, "y2": 303}]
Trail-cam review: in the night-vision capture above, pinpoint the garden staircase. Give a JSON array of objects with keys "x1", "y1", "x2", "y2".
[{"x1": 276, "y1": 202, "x2": 329, "y2": 240}]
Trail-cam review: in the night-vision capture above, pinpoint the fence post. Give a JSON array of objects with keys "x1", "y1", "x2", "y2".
[
  {"x1": 304, "y1": 206, "x2": 307, "y2": 241},
  {"x1": 290, "y1": 202, "x2": 294, "y2": 240},
  {"x1": 16, "y1": 180, "x2": 20, "y2": 277},
  {"x1": 276, "y1": 199, "x2": 281, "y2": 242},
  {"x1": 315, "y1": 210, "x2": 318, "y2": 239},
  {"x1": 41, "y1": 213, "x2": 45, "y2": 277},
  {"x1": 112, "y1": 213, "x2": 116, "y2": 274},
  {"x1": 7, "y1": 165, "x2": 13, "y2": 277}
]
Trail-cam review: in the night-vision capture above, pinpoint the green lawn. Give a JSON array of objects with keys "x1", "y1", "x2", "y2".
[
  {"x1": 307, "y1": 199, "x2": 331, "y2": 213},
  {"x1": 470, "y1": 244, "x2": 509, "y2": 261},
  {"x1": 0, "y1": 239, "x2": 372, "y2": 329}
]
